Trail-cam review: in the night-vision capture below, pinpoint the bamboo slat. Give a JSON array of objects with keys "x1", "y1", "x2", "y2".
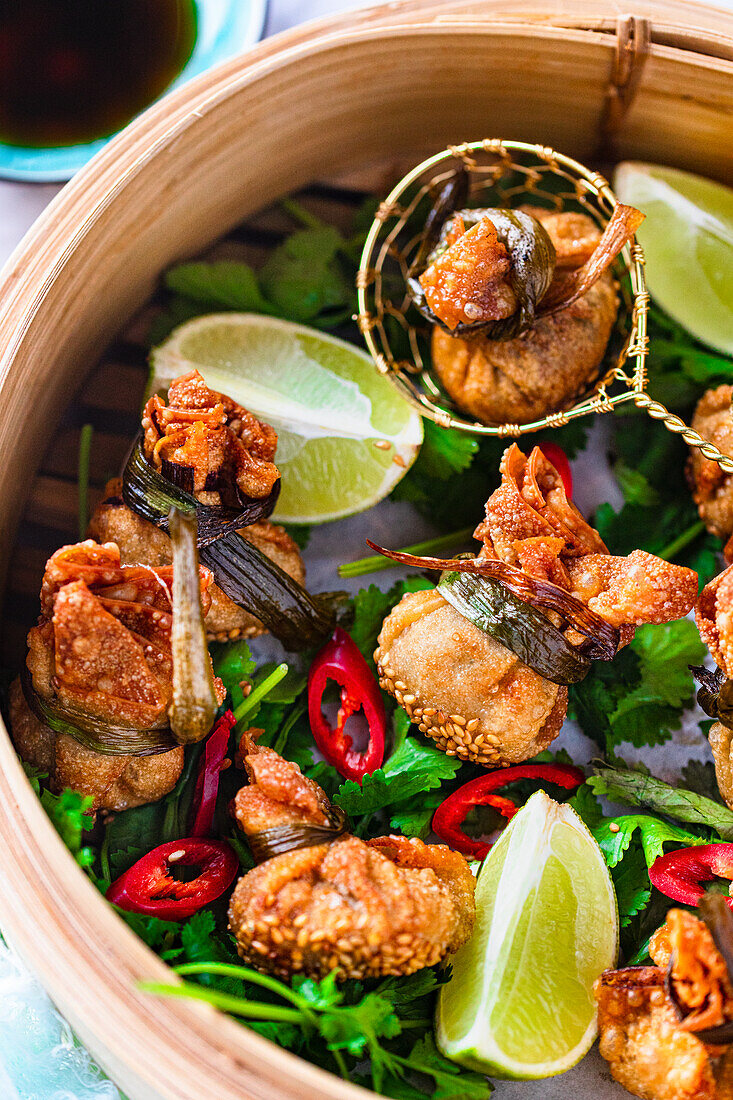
[{"x1": 0, "y1": 2, "x2": 731, "y2": 1098}]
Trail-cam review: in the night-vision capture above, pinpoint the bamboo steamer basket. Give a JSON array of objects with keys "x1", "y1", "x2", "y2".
[{"x1": 0, "y1": 2, "x2": 731, "y2": 1098}]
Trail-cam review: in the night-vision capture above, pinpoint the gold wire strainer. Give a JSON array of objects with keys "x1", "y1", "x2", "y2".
[{"x1": 357, "y1": 138, "x2": 733, "y2": 472}]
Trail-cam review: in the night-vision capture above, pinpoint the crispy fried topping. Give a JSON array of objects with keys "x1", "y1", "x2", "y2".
[
  {"x1": 374, "y1": 444, "x2": 697, "y2": 769},
  {"x1": 596, "y1": 911, "x2": 733, "y2": 1100},
  {"x1": 419, "y1": 215, "x2": 517, "y2": 330},
  {"x1": 234, "y1": 734, "x2": 331, "y2": 833},
  {"x1": 595, "y1": 965, "x2": 729, "y2": 1100},
  {"x1": 89, "y1": 479, "x2": 306, "y2": 642},
  {"x1": 143, "y1": 370, "x2": 279, "y2": 503},
  {"x1": 520, "y1": 206, "x2": 602, "y2": 267},
  {"x1": 651, "y1": 909, "x2": 733, "y2": 1034},
  {"x1": 477, "y1": 445, "x2": 697, "y2": 631}
]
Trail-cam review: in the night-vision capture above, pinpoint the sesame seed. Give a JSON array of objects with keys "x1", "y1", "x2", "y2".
[{"x1": 167, "y1": 849, "x2": 186, "y2": 862}]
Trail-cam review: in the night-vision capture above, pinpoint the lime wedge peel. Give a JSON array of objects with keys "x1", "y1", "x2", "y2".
[
  {"x1": 149, "y1": 313, "x2": 424, "y2": 524},
  {"x1": 614, "y1": 161, "x2": 733, "y2": 356},
  {"x1": 437, "y1": 790, "x2": 618, "y2": 1080}
]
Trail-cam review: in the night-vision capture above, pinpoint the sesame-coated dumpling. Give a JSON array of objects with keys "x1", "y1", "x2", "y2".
[
  {"x1": 228, "y1": 737, "x2": 475, "y2": 980},
  {"x1": 375, "y1": 445, "x2": 698, "y2": 768}
]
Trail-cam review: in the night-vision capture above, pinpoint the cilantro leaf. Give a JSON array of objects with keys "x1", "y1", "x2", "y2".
[
  {"x1": 349, "y1": 577, "x2": 433, "y2": 663},
  {"x1": 164, "y1": 261, "x2": 275, "y2": 313},
  {"x1": 116, "y1": 910, "x2": 181, "y2": 951},
  {"x1": 606, "y1": 621, "x2": 704, "y2": 750},
  {"x1": 181, "y1": 911, "x2": 219, "y2": 963},
  {"x1": 568, "y1": 784, "x2": 604, "y2": 830},
  {"x1": 40, "y1": 787, "x2": 95, "y2": 868},
  {"x1": 614, "y1": 463, "x2": 660, "y2": 507},
  {"x1": 211, "y1": 639, "x2": 256, "y2": 710},
  {"x1": 570, "y1": 621, "x2": 704, "y2": 755},
  {"x1": 334, "y1": 737, "x2": 461, "y2": 818},
  {"x1": 259, "y1": 226, "x2": 351, "y2": 324},
  {"x1": 398, "y1": 1035, "x2": 492, "y2": 1099},
  {"x1": 610, "y1": 845, "x2": 652, "y2": 928},
  {"x1": 593, "y1": 814, "x2": 710, "y2": 869},
  {"x1": 390, "y1": 790, "x2": 444, "y2": 838},
  {"x1": 392, "y1": 424, "x2": 504, "y2": 530},
  {"x1": 590, "y1": 767, "x2": 733, "y2": 840},
  {"x1": 319, "y1": 992, "x2": 401, "y2": 1057},
  {"x1": 411, "y1": 419, "x2": 479, "y2": 480}
]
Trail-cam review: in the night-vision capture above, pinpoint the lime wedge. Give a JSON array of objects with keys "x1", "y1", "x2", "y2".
[
  {"x1": 614, "y1": 161, "x2": 733, "y2": 355},
  {"x1": 149, "y1": 313, "x2": 423, "y2": 523},
  {"x1": 437, "y1": 790, "x2": 618, "y2": 1079}
]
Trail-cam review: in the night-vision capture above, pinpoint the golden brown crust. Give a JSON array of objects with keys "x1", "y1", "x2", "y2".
[
  {"x1": 694, "y1": 565, "x2": 733, "y2": 810},
  {"x1": 375, "y1": 589, "x2": 565, "y2": 766},
  {"x1": 596, "y1": 912, "x2": 733, "y2": 1099},
  {"x1": 688, "y1": 385, "x2": 733, "y2": 540},
  {"x1": 228, "y1": 834, "x2": 475, "y2": 981},
  {"x1": 697, "y1": 564, "x2": 733, "y2": 677},
  {"x1": 419, "y1": 214, "x2": 517, "y2": 330},
  {"x1": 89, "y1": 481, "x2": 305, "y2": 642},
  {"x1": 10, "y1": 539, "x2": 222, "y2": 812},
  {"x1": 375, "y1": 446, "x2": 696, "y2": 767},
  {"x1": 430, "y1": 209, "x2": 618, "y2": 426},
  {"x1": 480, "y1": 445, "x2": 697, "y2": 631},
  {"x1": 650, "y1": 910, "x2": 733, "y2": 1035},
  {"x1": 228, "y1": 744, "x2": 475, "y2": 980},
  {"x1": 25, "y1": 540, "x2": 223, "y2": 727},
  {"x1": 234, "y1": 737, "x2": 331, "y2": 833},
  {"x1": 595, "y1": 966, "x2": 725, "y2": 1100},
  {"x1": 709, "y1": 722, "x2": 733, "y2": 813},
  {"x1": 9, "y1": 678, "x2": 184, "y2": 812}
]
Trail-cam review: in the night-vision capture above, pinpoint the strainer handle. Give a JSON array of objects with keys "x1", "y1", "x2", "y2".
[{"x1": 634, "y1": 392, "x2": 733, "y2": 474}]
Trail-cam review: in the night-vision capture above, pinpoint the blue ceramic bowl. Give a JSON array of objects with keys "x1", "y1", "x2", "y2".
[{"x1": 0, "y1": 0, "x2": 267, "y2": 182}]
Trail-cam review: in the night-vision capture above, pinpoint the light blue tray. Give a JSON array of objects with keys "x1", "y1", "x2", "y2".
[{"x1": 0, "y1": 0, "x2": 267, "y2": 182}]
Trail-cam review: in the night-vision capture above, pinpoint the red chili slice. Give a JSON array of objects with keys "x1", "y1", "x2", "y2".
[
  {"x1": 432, "y1": 763, "x2": 585, "y2": 860},
  {"x1": 307, "y1": 627, "x2": 386, "y2": 783},
  {"x1": 189, "y1": 710, "x2": 235, "y2": 837},
  {"x1": 106, "y1": 838, "x2": 239, "y2": 920},
  {"x1": 649, "y1": 844, "x2": 733, "y2": 909},
  {"x1": 539, "y1": 442, "x2": 573, "y2": 498}
]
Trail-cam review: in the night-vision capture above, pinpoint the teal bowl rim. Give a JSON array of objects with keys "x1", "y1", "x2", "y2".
[{"x1": 0, "y1": 0, "x2": 268, "y2": 182}]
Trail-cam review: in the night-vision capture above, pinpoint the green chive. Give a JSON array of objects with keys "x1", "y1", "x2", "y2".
[
  {"x1": 658, "y1": 519, "x2": 706, "y2": 562},
  {"x1": 77, "y1": 424, "x2": 94, "y2": 539},
  {"x1": 233, "y1": 662, "x2": 289, "y2": 727},
  {"x1": 138, "y1": 981, "x2": 305, "y2": 1023},
  {"x1": 338, "y1": 526, "x2": 475, "y2": 578}
]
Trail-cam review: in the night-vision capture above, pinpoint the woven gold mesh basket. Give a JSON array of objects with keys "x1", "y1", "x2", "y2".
[{"x1": 357, "y1": 138, "x2": 733, "y2": 471}]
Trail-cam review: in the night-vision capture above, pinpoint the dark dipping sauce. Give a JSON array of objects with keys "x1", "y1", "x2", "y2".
[{"x1": 0, "y1": 0, "x2": 197, "y2": 147}]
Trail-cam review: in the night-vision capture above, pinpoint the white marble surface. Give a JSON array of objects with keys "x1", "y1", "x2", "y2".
[{"x1": 0, "y1": 2, "x2": 728, "y2": 1098}]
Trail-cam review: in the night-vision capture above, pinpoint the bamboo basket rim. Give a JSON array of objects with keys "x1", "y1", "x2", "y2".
[{"x1": 0, "y1": 3, "x2": 731, "y2": 1099}]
